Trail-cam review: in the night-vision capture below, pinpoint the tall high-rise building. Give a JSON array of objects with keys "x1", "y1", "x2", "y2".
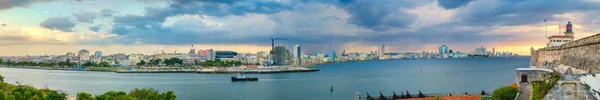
[
  {"x1": 377, "y1": 43, "x2": 385, "y2": 57},
  {"x1": 207, "y1": 49, "x2": 215, "y2": 61},
  {"x1": 270, "y1": 46, "x2": 290, "y2": 65},
  {"x1": 492, "y1": 48, "x2": 495, "y2": 57},
  {"x1": 439, "y1": 45, "x2": 449, "y2": 54},
  {"x1": 328, "y1": 50, "x2": 336, "y2": 62},
  {"x1": 293, "y1": 45, "x2": 301, "y2": 65},
  {"x1": 94, "y1": 51, "x2": 102, "y2": 58},
  {"x1": 78, "y1": 49, "x2": 90, "y2": 61}
]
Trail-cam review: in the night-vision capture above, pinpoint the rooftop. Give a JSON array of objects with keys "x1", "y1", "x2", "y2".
[{"x1": 548, "y1": 35, "x2": 574, "y2": 38}]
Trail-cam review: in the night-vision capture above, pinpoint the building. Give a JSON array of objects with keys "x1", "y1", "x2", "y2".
[
  {"x1": 377, "y1": 43, "x2": 385, "y2": 57},
  {"x1": 492, "y1": 48, "x2": 495, "y2": 57},
  {"x1": 293, "y1": 44, "x2": 301, "y2": 65},
  {"x1": 78, "y1": 49, "x2": 90, "y2": 62},
  {"x1": 439, "y1": 45, "x2": 449, "y2": 54},
  {"x1": 215, "y1": 51, "x2": 237, "y2": 60},
  {"x1": 270, "y1": 46, "x2": 290, "y2": 65},
  {"x1": 475, "y1": 46, "x2": 487, "y2": 55},
  {"x1": 256, "y1": 51, "x2": 267, "y2": 65},
  {"x1": 207, "y1": 49, "x2": 215, "y2": 61},
  {"x1": 328, "y1": 50, "x2": 335, "y2": 62},
  {"x1": 197, "y1": 49, "x2": 208, "y2": 57},
  {"x1": 189, "y1": 45, "x2": 196, "y2": 54},
  {"x1": 65, "y1": 52, "x2": 75, "y2": 59},
  {"x1": 547, "y1": 21, "x2": 575, "y2": 47},
  {"x1": 94, "y1": 51, "x2": 102, "y2": 58}
]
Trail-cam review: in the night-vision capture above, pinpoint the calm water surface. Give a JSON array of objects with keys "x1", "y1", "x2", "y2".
[{"x1": 0, "y1": 57, "x2": 530, "y2": 100}]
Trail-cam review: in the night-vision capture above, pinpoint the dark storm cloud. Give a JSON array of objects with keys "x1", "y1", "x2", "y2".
[
  {"x1": 437, "y1": 0, "x2": 473, "y2": 9},
  {"x1": 0, "y1": 0, "x2": 56, "y2": 10},
  {"x1": 457, "y1": 0, "x2": 600, "y2": 26},
  {"x1": 109, "y1": 0, "x2": 294, "y2": 42},
  {"x1": 40, "y1": 17, "x2": 76, "y2": 32},
  {"x1": 324, "y1": 0, "x2": 423, "y2": 31},
  {"x1": 97, "y1": 0, "x2": 600, "y2": 53}
]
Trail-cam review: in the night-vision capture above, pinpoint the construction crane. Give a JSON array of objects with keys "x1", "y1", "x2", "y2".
[{"x1": 270, "y1": 37, "x2": 287, "y2": 48}]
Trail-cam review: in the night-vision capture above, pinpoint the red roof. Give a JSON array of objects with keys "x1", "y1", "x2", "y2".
[{"x1": 548, "y1": 35, "x2": 574, "y2": 38}]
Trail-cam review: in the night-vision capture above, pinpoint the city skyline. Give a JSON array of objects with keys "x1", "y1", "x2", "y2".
[{"x1": 2, "y1": 0, "x2": 600, "y2": 56}]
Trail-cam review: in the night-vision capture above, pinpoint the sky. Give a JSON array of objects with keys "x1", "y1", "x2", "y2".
[{"x1": 1, "y1": 0, "x2": 600, "y2": 56}]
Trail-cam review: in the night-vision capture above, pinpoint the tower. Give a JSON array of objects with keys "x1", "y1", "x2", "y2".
[
  {"x1": 564, "y1": 21, "x2": 574, "y2": 36},
  {"x1": 293, "y1": 45, "x2": 301, "y2": 65},
  {"x1": 377, "y1": 43, "x2": 385, "y2": 57},
  {"x1": 189, "y1": 44, "x2": 196, "y2": 54}
]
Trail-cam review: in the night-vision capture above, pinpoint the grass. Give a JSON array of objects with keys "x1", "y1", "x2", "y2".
[{"x1": 531, "y1": 72, "x2": 561, "y2": 100}]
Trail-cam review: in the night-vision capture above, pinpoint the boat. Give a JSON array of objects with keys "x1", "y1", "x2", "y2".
[{"x1": 231, "y1": 72, "x2": 258, "y2": 81}]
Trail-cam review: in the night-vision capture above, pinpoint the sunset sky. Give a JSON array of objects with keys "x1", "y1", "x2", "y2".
[{"x1": 1, "y1": 0, "x2": 600, "y2": 56}]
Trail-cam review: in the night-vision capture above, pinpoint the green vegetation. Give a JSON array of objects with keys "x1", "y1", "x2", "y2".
[
  {"x1": 0, "y1": 58, "x2": 78, "y2": 68},
  {"x1": 136, "y1": 60, "x2": 146, "y2": 66},
  {"x1": 200, "y1": 60, "x2": 242, "y2": 67},
  {"x1": 83, "y1": 61, "x2": 111, "y2": 67},
  {"x1": 0, "y1": 74, "x2": 176, "y2": 100},
  {"x1": 531, "y1": 72, "x2": 560, "y2": 100},
  {"x1": 584, "y1": 83, "x2": 591, "y2": 90},
  {"x1": 76, "y1": 88, "x2": 176, "y2": 100},
  {"x1": 491, "y1": 86, "x2": 518, "y2": 100},
  {"x1": 163, "y1": 58, "x2": 183, "y2": 66}
]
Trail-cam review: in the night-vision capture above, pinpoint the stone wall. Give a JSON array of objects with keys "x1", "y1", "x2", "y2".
[{"x1": 531, "y1": 33, "x2": 600, "y2": 72}]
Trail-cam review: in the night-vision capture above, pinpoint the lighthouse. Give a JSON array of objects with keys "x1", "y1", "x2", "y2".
[
  {"x1": 564, "y1": 21, "x2": 574, "y2": 36},
  {"x1": 547, "y1": 21, "x2": 575, "y2": 47}
]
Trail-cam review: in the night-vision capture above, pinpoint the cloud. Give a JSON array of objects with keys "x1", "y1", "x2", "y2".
[
  {"x1": 72, "y1": 11, "x2": 97, "y2": 23},
  {"x1": 456, "y1": 0, "x2": 600, "y2": 26},
  {"x1": 89, "y1": 25, "x2": 101, "y2": 32},
  {"x1": 436, "y1": 0, "x2": 473, "y2": 9},
  {"x1": 0, "y1": 0, "x2": 56, "y2": 10},
  {"x1": 100, "y1": 9, "x2": 117, "y2": 17},
  {"x1": 330, "y1": 0, "x2": 424, "y2": 31},
  {"x1": 1, "y1": 23, "x2": 6, "y2": 27},
  {"x1": 40, "y1": 17, "x2": 76, "y2": 32}
]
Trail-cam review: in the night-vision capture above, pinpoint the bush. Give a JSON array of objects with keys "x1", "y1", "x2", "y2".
[
  {"x1": 491, "y1": 86, "x2": 518, "y2": 100},
  {"x1": 77, "y1": 92, "x2": 94, "y2": 100},
  {"x1": 0, "y1": 74, "x2": 4, "y2": 82}
]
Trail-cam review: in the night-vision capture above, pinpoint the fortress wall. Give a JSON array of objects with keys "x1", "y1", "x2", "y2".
[{"x1": 531, "y1": 34, "x2": 600, "y2": 72}]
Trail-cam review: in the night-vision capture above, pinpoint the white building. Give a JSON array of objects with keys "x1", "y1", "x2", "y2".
[{"x1": 547, "y1": 21, "x2": 575, "y2": 47}]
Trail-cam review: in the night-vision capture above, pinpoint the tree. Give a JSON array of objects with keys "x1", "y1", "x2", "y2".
[
  {"x1": 77, "y1": 92, "x2": 94, "y2": 100},
  {"x1": 492, "y1": 86, "x2": 518, "y2": 100},
  {"x1": 159, "y1": 90, "x2": 176, "y2": 100},
  {"x1": 137, "y1": 60, "x2": 146, "y2": 66},
  {"x1": 129, "y1": 88, "x2": 160, "y2": 99},
  {"x1": 9, "y1": 85, "x2": 45, "y2": 100},
  {"x1": 99, "y1": 62, "x2": 111, "y2": 67},
  {"x1": 44, "y1": 90, "x2": 67, "y2": 100},
  {"x1": 0, "y1": 74, "x2": 4, "y2": 82}
]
